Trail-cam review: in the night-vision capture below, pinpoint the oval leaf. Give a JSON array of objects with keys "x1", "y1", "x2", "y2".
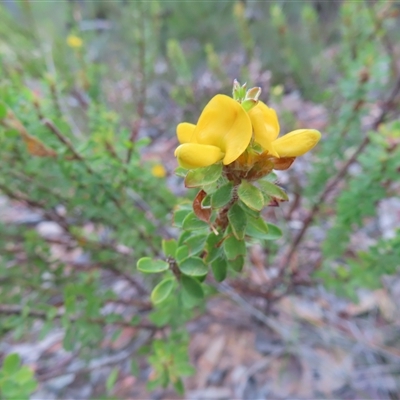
[
  {"x1": 182, "y1": 212, "x2": 208, "y2": 231},
  {"x1": 106, "y1": 367, "x2": 119, "y2": 391},
  {"x1": 229, "y1": 256, "x2": 244, "y2": 272},
  {"x1": 211, "y1": 182, "x2": 234, "y2": 209},
  {"x1": 3, "y1": 353, "x2": 20, "y2": 374},
  {"x1": 179, "y1": 256, "x2": 208, "y2": 277},
  {"x1": 181, "y1": 275, "x2": 204, "y2": 301},
  {"x1": 137, "y1": 257, "x2": 169, "y2": 273},
  {"x1": 175, "y1": 167, "x2": 187, "y2": 177},
  {"x1": 211, "y1": 257, "x2": 227, "y2": 282},
  {"x1": 205, "y1": 232, "x2": 223, "y2": 263},
  {"x1": 176, "y1": 245, "x2": 189, "y2": 263},
  {"x1": 258, "y1": 180, "x2": 288, "y2": 201},
  {"x1": 228, "y1": 203, "x2": 247, "y2": 240},
  {"x1": 265, "y1": 223, "x2": 283, "y2": 240},
  {"x1": 173, "y1": 206, "x2": 192, "y2": 227},
  {"x1": 223, "y1": 234, "x2": 246, "y2": 260},
  {"x1": 162, "y1": 239, "x2": 177, "y2": 257},
  {"x1": 238, "y1": 180, "x2": 264, "y2": 211},
  {"x1": 246, "y1": 215, "x2": 283, "y2": 240},
  {"x1": 185, "y1": 164, "x2": 222, "y2": 188},
  {"x1": 184, "y1": 233, "x2": 208, "y2": 255},
  {"x1": 151, "y1": 278, "x2": 175, "y2": 305}
]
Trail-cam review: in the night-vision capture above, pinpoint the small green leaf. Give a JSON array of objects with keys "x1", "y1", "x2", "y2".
[
  {"x1": 137, "y1": 257, "x2": 169, "y2": 273},
  {"x1": 182, "y1": 212, "x2": 208, "y2": 231},
  {"x1": 106, "y1": 367, "x2": 119, "y2": 391},
  {"x1": 223, "y1": 234, "x2": 246, "y2": 260},
  {"x1": 151, "y1": 278, "x2": 175, "y2": 305},
  {"x1": 46, "y1": 307, "x2": 59, "y2": 321},
  {"x1": 257, "y1": 180, "x2": 288, "y2": 201},
  {"x1": 148, "y1": 308, "x2": 171, "y2": 327},
  {"x1": 21, "y1": 377, "x2": 38, "y2": 393},
  {"x1": 211, "y1": 182, "x2": 233, "y2": 208},
  {"x1": 202, "y1": 180, "x2": 219, "y2": 194},
  {"x1": 184, "y1": 164, "x2": 222, "y2": 188},
  {"x1": 4, "y1": 129, "x2": 19, "y2": 138},
  {"x1": 131, "y1": 360, "x2": 140, "y2": 377},
  {"x1": 245, "y1": 215, "x2": 269, "y2": 239},
  {"x1": 211, "y1": 257, "x2": 228, "y2": 282},
  {"x1": 265, "y1": 172, "x2": 278, "y2": 182},
  {"x1": 181, "y1": 275, "x2": 204, "y2": 302},
  {"x1": 238, "y1": 180, "x2": 264, "y2": 211},
  {"x1": 130, "y1": 315, "x2": 141, "y2": 326},
  {"x1": 179, "y1": 257, "x2": 208, "y2": 277},
  {"x1": 162, "y1": 239, "x2": 178, "y2": 257},
  {"x1": 3, "y1": 353, "x2": 20, "y2": 374},
  {"x1": 1, "y1": 381, "x2": 20, "y2": 397},
  {"x1": 229, "y1": 256, "x2": 244, "y2": 272},
  {"x1": 245, "y1": 216, "x2": 282, "y2": 240},
  {"x1": 178, "y1": 230, "x2": 191, "y2": 246},
  {"x1": 239, "y1": 201, "x2": 260, "y2": 218},
  {"x1": 0, "y1": 102, "x2": 7, "y2": 120},
  {"x1": 228, "y1": 203, "x2": 247, "y2": 240},
  {"x1": 176, "y1": 245, "x2": 189, "y2": 263},
  {"x1": 13, "y1": 366, "x2": 34, "y2": 384},
  {"x1": 173, "y1": 377, "x2": 185, "y2": 395},
  {"x1": 175, "y1": 167, "x2": 187, "y2": 177},
  {"x1": 173, "y1": 206, "x2": 192, "y2": 227},
  {"x1": 265, "y1": 223, "x2": 283, "y2": 240},
  {"x1": 147, "y1": 377, "x2": 162, "y2": 392},
  {"x1": 111, "y1": 329, "x2": 123, "y2": 344},
  {"x1": 184, "y1": 233, "x2": 208, "y2": 255},
  {"x1": 205, "y1": 232, "x2": 222, "y2": 263}
]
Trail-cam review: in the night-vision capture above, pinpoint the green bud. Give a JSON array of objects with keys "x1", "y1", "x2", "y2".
[{"x1": 232, "y1": 79, "x2": 247, "y2": 102}]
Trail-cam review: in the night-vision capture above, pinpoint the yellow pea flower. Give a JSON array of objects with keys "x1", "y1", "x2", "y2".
[
  {"x1": 248, "y1": 101, "x2": 321, "y2": 158},
  {"x1": 175, "y1": 95, "x2": 252, "y2": 169},
  {"x1": 67, "y1": 35, "x2": 83, "y2": 49},
  {"x1": 174, "y1": 93, "x2": 320, "y2": 170},
  {"x1": 151, "y1": 164, "x2": 167, "y2": 178}
]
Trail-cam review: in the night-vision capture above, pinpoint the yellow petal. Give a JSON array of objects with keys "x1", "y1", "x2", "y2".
[
  {"x1": 174, "y1": 143, "x2": 224, "y2": 169},
  {"x1": 248, "y1": 101, "x2": 280, "y2": 157},
  {"x1": 193, "y1": 94, "x2": 252, "y2": 165},
  {"x1": 177, "y1": 122, "x2": 196, "y2": 144},
  {"x1": 272, "y1": 129, "x2": 321, "y2": 157}
]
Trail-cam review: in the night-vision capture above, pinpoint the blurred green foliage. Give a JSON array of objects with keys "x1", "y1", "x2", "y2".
[{"x1": 1, "y1": 0, "x2": 400, "y2": 396}]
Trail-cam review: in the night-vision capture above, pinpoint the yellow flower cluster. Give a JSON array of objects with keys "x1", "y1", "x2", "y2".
[{"x1": 175, "y1": 94, "x2": 320, "y2": 170}]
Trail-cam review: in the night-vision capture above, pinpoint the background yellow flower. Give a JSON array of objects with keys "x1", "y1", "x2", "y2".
[
  {"x1": 67, "y1": 35, "x2": 83, "y2": 48},
  {"x1": 151, "y1": 164, "x2": 167, "y2": 178}
]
